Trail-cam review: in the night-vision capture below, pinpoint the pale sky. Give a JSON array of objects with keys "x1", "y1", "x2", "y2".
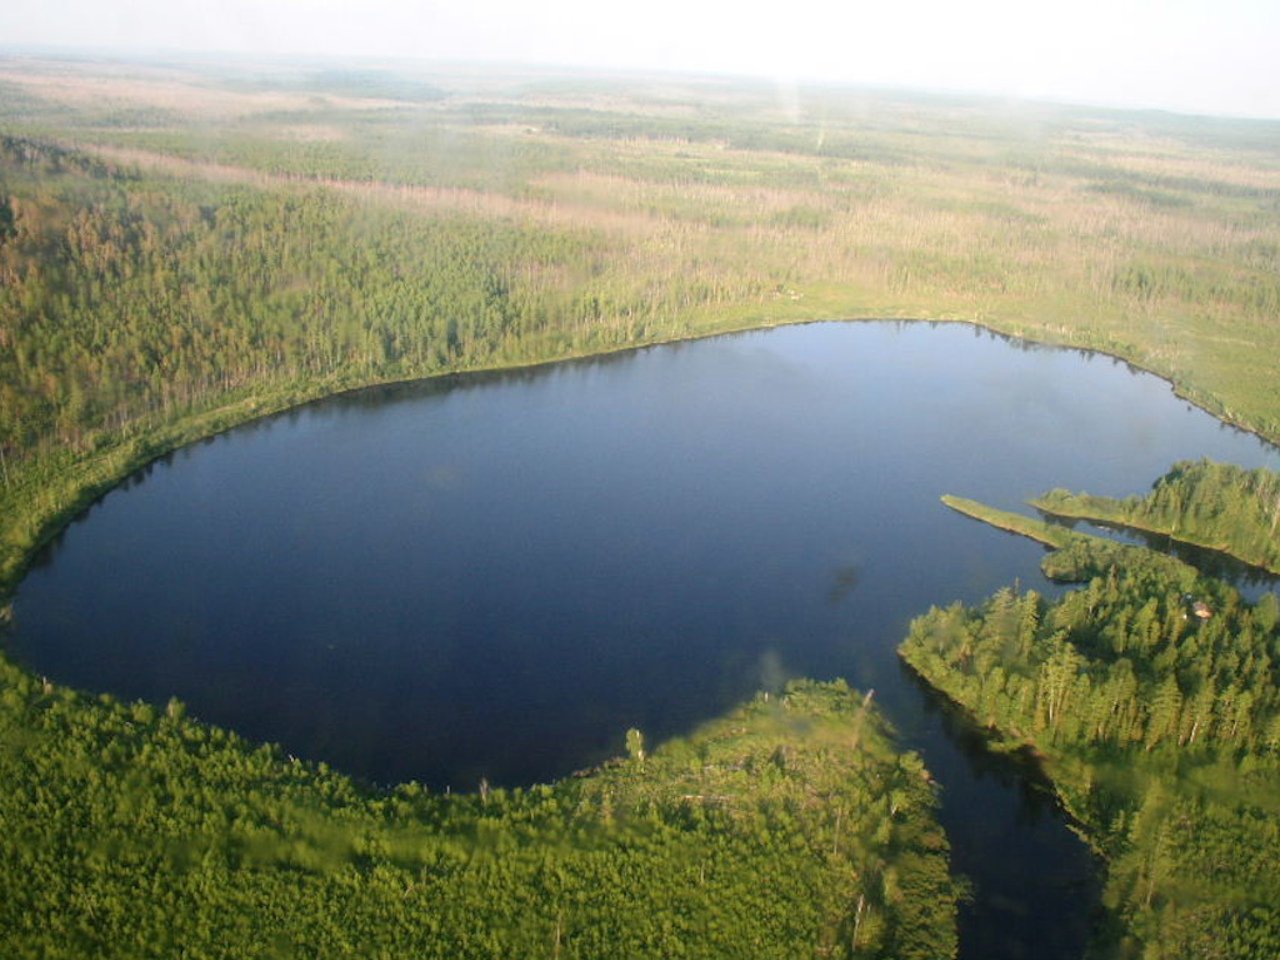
[{"x1": 3, "y1": 0, "x2": 1279, "y2": 119}]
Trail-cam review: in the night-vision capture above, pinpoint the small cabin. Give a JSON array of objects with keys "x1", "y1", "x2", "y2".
[{"x1": 1192, "y1": 600, "x2": 1212, "y2": 620}]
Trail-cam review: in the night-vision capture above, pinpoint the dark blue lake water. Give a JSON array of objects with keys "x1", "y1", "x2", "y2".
[{"x1": 11, "y1": 321, "x2": 1280, "y2": 959}]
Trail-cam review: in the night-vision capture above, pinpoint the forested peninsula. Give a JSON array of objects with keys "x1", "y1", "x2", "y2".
[
  {"x1": 1034, "y1": 460, "x2": 1280, "y2": 575},
  {"x1": 4, "y1": 57, "x2": 1280, "y2": 957},
  {"x1": 903, "y1": 494, "x2": 1280, "y2": 957}
]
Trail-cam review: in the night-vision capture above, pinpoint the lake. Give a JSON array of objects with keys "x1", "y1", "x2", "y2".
[{"x1": 11, "y1": 320, "x2": 1280, "y2": 959}]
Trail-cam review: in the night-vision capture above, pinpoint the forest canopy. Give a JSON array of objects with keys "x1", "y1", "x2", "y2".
[
  {"x1": 0, "y1": 672, "x2": 958, "y2": 959},
  {"x1": 1034, "y1": 459, "x2": 1280, "y2": 574},
  {"x1": 902, "y1": 494, "x2": 1280, "y2": 958}
]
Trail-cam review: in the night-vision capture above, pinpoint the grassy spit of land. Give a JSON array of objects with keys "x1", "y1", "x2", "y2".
[{"x1": 941, "y1": 495, "x2": 1078, "y2": 550}]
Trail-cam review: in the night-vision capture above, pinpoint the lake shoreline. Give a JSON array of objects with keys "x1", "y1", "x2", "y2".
[
  {"x1": 6, "y1": 312, "x2": 1276, "y2": 610},
  {"x1": 19, "y1": 320, "x2": 1265, "y2": 959},
  {"x1": 1031, "y1": 502, "x2": 1280, "y2": 577}
]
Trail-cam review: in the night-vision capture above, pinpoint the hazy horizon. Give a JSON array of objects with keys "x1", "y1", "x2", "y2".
[{"x1": 2, "y1": 0, "x2": 1279, "y2": 122}]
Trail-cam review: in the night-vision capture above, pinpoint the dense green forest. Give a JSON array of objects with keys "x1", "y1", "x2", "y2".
[
  {"x1": 0, "y1": 670, "x2": 957, "y2": 959},
  {"x1": 902, "y1": 498, "x2": 1280, "y2": 958},
  {"x1": 4, "y1": 56, "x2": 1280, "y2": 958},
  {"x1": 1034, "y1": 460, "x2": 1280, "y2": 574}
]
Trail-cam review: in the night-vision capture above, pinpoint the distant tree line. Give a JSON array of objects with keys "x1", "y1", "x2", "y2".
[{"x1": 0, "y1": 135, "x2": 760, "y2": 471}]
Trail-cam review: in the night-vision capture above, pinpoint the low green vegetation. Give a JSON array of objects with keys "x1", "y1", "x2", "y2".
[
  {"x1": 0, "y1": 671, "x2": 957, "y2": 959},
  {"x1": 903, "y1": 485, "x2": 1280, "y2": 958},
  {"x1": 1035, "y1": 460, "x2": 1280, "y2": 574},
  {"x1": 941, "y1": 494, "x2": 1077, "y2": 550}
]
